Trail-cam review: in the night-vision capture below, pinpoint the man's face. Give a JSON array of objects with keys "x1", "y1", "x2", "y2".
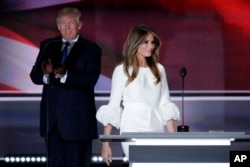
[{"x1": 57, "y1": 15, "x2": 82, "y2": 41}]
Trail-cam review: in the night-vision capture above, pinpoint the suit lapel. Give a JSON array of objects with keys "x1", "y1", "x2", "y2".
[
  {"x1": 66, "y1": 41, "x2": 85, "y2": 72},
  {"x1": 47, "y1": 41, "x2": 62, "y2": 69}
]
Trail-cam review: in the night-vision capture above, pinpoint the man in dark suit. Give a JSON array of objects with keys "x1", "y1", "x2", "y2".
[{"x1": 30, "y1": 7, "x2": 102, "y2": 167}]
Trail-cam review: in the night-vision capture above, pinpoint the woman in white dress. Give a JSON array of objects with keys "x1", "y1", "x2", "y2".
[{"x1": 96, "y1": 24, "x2": 181, "y2": 166}]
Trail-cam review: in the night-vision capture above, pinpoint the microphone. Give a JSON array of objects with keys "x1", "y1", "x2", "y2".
[
  {"x1": 177, "y1": 67, "x2": 189, "y2": 132},
  {"x1": 180, "y1": 67, "x2": 187, "y2": 77}
]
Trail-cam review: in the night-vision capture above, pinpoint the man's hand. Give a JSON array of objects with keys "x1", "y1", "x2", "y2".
[
  {"x1": 41, "y1": 58, "x2": 53, "y2": 76},
  {"x1": 54, "y1": 64, "x2": 66, "y2": 78}
]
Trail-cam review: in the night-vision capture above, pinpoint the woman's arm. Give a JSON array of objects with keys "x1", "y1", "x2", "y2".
[
  {"x1": 102, "y1": 124, "x2": 113, "y2": 166},
  {"x1": 165, "y1": 119, "x2": 176, "y2": 132},
  {"x1": 98, "y1": 65, "x2": 127, "y2": 166}
]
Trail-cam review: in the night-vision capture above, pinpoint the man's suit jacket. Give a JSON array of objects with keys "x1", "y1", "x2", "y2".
[{"x1": 30, "y1": 36, "x2": 102, "y2": 141}]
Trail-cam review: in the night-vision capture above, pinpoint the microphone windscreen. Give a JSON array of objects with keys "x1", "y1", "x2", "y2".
[{"x1": 180, "y1": 67, "x2": 187, "y2": 77}]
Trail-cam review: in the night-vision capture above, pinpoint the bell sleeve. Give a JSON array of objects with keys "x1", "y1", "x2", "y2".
[
  {"x1": 96, "y1": 105, "x2": 122, "y2": 129},
  {"x1": 96, "y1": 65, "x2": 126, "y2": 129},
  {"x1": 158, "y1": 64, "x2": 181, "y2": 124}
]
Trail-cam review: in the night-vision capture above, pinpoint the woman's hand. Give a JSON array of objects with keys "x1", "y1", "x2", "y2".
[{"x1": 101, "y1": 142, "x2": 112, "y2": 166}]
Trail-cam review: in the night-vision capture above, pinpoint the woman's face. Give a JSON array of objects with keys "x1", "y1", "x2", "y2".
[
  {"x1": 136, "y1": 33, "x2": 155, "y2": 58},
  {"x1": 57, "y1": 15, "x2": 82, "y2": 41}
]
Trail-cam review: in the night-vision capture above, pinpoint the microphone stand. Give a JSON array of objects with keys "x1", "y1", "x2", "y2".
[
  {"x1": 31, "y1": 40, "x2": 61, "y2": 167},
  {"x1": 177, "y1": 67, "x2": 189, "y2": 132},
  {"x1": 46, "y1": 80, "x2": 50, "y2": 167}
]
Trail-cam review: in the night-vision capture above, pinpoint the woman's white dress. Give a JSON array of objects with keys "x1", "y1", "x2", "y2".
[{"x1": 96, "y1": 63, "x2": 180, "y2": 160}]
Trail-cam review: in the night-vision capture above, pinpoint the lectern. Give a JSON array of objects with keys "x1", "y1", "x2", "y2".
[{"x1": 100, "y1": 132, "x2": 250, "y2": 167}]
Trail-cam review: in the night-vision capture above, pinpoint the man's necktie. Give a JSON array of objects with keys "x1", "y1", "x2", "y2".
[{"x1": 61, "y1": 42, "x2": 70, "y2": 64}]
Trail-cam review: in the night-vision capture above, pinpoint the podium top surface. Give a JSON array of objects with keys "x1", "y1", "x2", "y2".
[{"x1": 99, "y1": 132, "x2": 250, "y2": 142}]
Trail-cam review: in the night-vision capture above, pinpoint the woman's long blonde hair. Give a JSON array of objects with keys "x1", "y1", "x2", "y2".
[{"x1": 122, "y1": 24, "x2": 161, "y2": 85}]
